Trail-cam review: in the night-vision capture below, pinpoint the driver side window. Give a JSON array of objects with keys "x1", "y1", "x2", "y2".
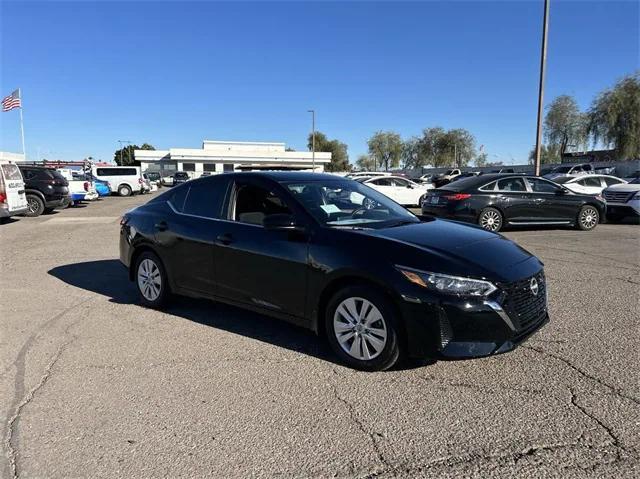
[{"x1": 233, "y1": 183, "x2": 292, "y2": 226}]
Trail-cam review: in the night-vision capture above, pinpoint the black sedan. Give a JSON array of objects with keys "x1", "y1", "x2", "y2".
[
  {"x1": 421, "y1": 174, "x2": 606, "y2": 232},
  {"x1": 120, "y1": 172, "x2": 549, "y2": 371}
]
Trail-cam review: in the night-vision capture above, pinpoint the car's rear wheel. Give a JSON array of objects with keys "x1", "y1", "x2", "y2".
[
  {"x1": 478, "y1": 207, "x2": 503, "y2": 232},
  {"x1": 325, "y1": 286, "x2": 401, "y2": 371},
  {"x1": 25, "y1": 195, "x2": 45, "y2": 217},
  {"x1": 576, "y1": 205, "x2": 599, "y2": 231},
  {"x1": 118, "y1": 184, "x2": 132, "y2": 197},
  {"x1": 135, "y1": 251, "x2": 169, "y2": 308}
]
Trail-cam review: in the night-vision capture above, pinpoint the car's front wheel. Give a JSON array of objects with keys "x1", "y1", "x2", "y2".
[
  {"x1": 478, "y1": 207, "x2": 503, "y2": 232},
  {"x1": 135, "y1": 251, "x2": 169, "y2": 308},
  {"x1": 325, "y1": 286, "x2": 401, "y2": 371},
  {"x1": 576, "y1": 205, "x2": 599, "y2": 231}
]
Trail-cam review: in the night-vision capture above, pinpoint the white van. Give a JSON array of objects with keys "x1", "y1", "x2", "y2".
[
  {"x1": 0, "y1": 161, "x2": 29, "y2": 220},
  {"x1": 92, "y1": 166, "x2": 143, "y2": 196}
]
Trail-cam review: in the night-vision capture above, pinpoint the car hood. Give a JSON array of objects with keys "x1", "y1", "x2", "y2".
[
  {"x1": 363, "y1": 219, "x2": 539, "y2": 282},
  {"x1": 605, "y1": 183, "x2": 640, "y2": 192}
]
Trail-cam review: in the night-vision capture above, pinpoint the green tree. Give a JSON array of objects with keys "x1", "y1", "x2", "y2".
[
  {"x1": 367, "y1": 131, "x2": 403, "y2": 171},
  {"x1": 307, "y1": 132, "x2": 349, "y2": 172},
  {"x1": 401, "y1": 137, "x2": 420, "y2": 169},
  {"x1": 528, "y1": 144, "x2": 560, "y2": 165},
  {"x1": 544, "y1": 95, "x2": 588, "y2": 155},
  {"x1": 474, "y1": 152, "x2": 488, "y2": 167},
  {"x1": 416, "y1": 127, "x2": 476, "y2": 167},
  {"x1": 114, "y1": 143, "x2": 155, "y2": 166},
  {"x1": 355, "y1": 154, "x2": 376, "y2": 171},
  {"x1": 588, "y1": 72, "x2": 640, "y2": 159}
]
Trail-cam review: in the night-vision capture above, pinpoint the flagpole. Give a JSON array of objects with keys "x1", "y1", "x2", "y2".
[{"x1": 18, "y1": 88, "x2": 26, "y2": 160}]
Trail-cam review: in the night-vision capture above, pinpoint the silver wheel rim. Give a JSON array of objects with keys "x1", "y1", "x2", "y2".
[
  {"x1": 480, "y1": 210, "x2": 501, "y2": 231},
  {"x1": 333, "y1": 297, "x2": 387, "y2": 361},
  {"x1": 363, "y1": 198, "x2": 375, "y2": 210},
  {"x1": 27, "y1": 198, "x2": 39, "y2": 214},
  {"x1": 137, "y1": 259, "x2": 161, "y2": 301},
  {"x1": 581, "y1": 208, "x2": 597, "y2": 229}
]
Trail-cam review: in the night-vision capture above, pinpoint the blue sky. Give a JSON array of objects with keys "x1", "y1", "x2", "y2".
[{"x1": 1, "y1": 0, "x2": 638, "y2": 165}]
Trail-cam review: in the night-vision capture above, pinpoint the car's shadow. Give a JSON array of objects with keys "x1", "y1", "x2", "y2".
[{"x1": 48, "y1": 260, "x2": 431, "y2": 370}]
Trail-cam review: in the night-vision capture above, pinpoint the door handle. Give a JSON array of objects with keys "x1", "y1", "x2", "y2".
[
  {"x1": 216, "y1": 233, "x2": 234, "y2": 245},
  {"x1": 154, "y1": 221, "x2": 168, "y2": 231}
]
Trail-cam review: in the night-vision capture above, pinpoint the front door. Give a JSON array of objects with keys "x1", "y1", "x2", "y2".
[
  {"x1": 494, "y1": 177, "x2": 532, "y2": 222},
  {"x1": 214, "y1": 178, "x2": 309, "y2": 318},
  {"x1": 525, "y1": 177, "x2": 577, "y2": 222}
]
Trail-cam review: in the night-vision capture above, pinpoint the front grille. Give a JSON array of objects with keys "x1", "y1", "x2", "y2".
[
  {"x1": 604, "y1": 190, "x2": 635, "y2": 203},
  {"x1": 502, "y1": 271, "x2": 547, "y2": 331}
]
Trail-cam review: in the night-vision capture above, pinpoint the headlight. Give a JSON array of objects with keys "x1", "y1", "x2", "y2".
[
  {"x1": 396, "y1": 266, "x2": 497, "y2": 297},
  {"x1": 633, "y1": 191, "x2": 640, "y2": 200}
]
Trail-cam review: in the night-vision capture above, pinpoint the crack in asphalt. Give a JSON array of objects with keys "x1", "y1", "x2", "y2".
[
  {"x1": 416, "y1": 374, "x2": 554, "y2": 398},
  {"x1": 525, "y1": 244, "x2": 640, "y2": 269},
  {"x1": 522, "y1": 345, "x2": 640, "y2": 406},
  {"x1": 3, "y1": 297, "x2": 94, "y2": 479},
  {"x1": 330, "y1": 369, "x2": 389, "y2": 476},
  {"x1": 567, "y1": 387, "x2": 626, "y2": 463}
]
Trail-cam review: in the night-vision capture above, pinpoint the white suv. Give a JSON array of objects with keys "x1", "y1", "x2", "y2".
[
  {"x1": 92, "y1": 166, "x2": 143, "y2": 196},
  {"x1": 603, "y1": 178, "x2": 640, "y2": 222}
]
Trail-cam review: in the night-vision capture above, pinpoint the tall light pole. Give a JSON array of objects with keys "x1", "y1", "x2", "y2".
[
  {"x1": 534, "y1": 0, "x2": 550, "y2": 176},
  {"x1": 307, "y1": 110, "x2": 315, "y2": 171}
]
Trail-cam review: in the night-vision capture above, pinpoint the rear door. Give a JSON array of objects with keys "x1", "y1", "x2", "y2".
[
  {"x1": 0, "y1": 164, "x2": 27, "y2": 212},
  {"x1": 574, "y1": 176, "x2": 603, "y2": 195},
  {"x1": 390, "y1": 177, "x2": 415, "y2": 205},
  {"x1": 154, "y1": 177, "x2": 230, "y2": 295}
]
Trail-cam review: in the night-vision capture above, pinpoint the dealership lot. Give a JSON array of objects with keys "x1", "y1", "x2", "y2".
[{"x1": 1, "y1": 193, "x2": 638, "y2": 478}]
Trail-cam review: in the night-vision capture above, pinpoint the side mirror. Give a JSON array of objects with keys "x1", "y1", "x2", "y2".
[
  {"x1": 556, "y1": 188, "x2": 568, "y2": 195},
  {"x1": 263, "y1": 213, "x2": 305, "y2": 232},
  {"x1": 407, "y1": 184, "x2": 413, "y2": 189}
]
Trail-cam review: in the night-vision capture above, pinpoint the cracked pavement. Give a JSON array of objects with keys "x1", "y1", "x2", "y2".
[{"x1": 1, "y1": 194, "x2": 638, "y2": 478}]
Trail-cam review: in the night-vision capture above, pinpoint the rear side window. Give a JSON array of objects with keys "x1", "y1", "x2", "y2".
[
  {"x1": 578, "y1": 177, "x2": 602, "y2": 187},
  {"x1": 96, "y1": 168, "x2": 137, "y2": 176},
  {"x1": 603, "y1": 177, "x2": 623, "y2": 186},
  {"x1": 182, "y1": 179, "x2": 228, "y2": 219},
  {"x1": 496, "y1": 177, "x2": 526, "y2": 192},
  {"x1": 478, "y1": 181, "x2": 497, "y2": 191},
  {"x1": 167, "y1": 185, "x2": 189, "y2": 212}
]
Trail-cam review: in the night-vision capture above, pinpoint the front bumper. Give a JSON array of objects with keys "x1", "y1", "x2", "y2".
[
  {"x1": 399, "y1": 270, "x2": 549, "y2": 359},
  {"x1": 606, "y1": 201, "x2": 640, "y2": 217}
]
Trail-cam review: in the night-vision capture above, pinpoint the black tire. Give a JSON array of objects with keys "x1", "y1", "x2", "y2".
[
  {"x1": 118, "y1": 184, "x2": 132, "y2": 197},
  {"x1": 478, "y1": 207, "x2": 503, "y2": 232},
  {"x1": 418, "y1": 194, "x2": 426, "y2": 207},
  {"x1": 134, "y1": 251, "x2": 170, "y2": 308},
  {"x1": 24, "y1": 194, "x2": 45, "y2": 217},
  {"x1": 325, "y1": 285, "x2": 401, "y2": 371},
  {"x1": 576, "y1": 205, "x2": 599, "y2": 231}
]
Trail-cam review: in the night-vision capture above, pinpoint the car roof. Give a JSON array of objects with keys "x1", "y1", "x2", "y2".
[{"x1": 223, "y1": 171, "x2": 346, "y2": 182}]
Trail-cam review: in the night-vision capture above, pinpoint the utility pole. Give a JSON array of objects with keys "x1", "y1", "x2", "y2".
[
  {"x1": 534, "y1": 0, "x2": 550, "y2": 176},
  {"x1": 307, "y1": 110, "x2": 315, "y2": 171}
]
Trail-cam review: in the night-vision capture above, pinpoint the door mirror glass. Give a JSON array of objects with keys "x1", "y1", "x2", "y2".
[{"x1": 263, "y1": 213, "x2": 304, "y2": 231}]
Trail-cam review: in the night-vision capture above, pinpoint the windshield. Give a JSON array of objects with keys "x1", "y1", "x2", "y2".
[
  {"x1": 553, "y1": 166, "x2": 572, "y2": 173},
  {"x1": 284, "y1": 179, "x2": 419, "y2": 229},
  {"x1": 630, "y1": 178, "x2": 640, "y2": 185}
]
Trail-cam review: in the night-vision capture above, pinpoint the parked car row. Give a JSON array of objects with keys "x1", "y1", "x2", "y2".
[{"x1": 0, "y1": 163, "x2": 156, "y2": 221}]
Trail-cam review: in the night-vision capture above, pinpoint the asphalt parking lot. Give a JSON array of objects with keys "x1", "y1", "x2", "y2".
[{"x1": 1, "y1": 192, "x2": 639, "y2": 478}]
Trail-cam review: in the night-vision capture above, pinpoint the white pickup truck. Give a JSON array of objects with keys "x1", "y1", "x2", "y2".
[{"x1": 57, "y1": 169, "x2": 98, "y2": 205}]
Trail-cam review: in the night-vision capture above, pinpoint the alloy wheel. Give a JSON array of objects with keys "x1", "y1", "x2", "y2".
[
  {"x1": 27, "y1": 198, "x2": 39, "y2": 214},
  {"x1": 137, "y1": 258, "x2": 162, "y2": 301},
  {"x1": 333, "y1": 297, "x2": 388, "y2": 360},
  {"x1": 480, "y1": 210, "x2": 501, "y2": 231},
  {"x1": 580, "y1": 207, "x2": 598, "y2": 229}
]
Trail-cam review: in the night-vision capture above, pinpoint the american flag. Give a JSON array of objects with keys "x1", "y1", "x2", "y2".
[{"x1": 2, "y1": 89, "x2": 21, "y2": 112}]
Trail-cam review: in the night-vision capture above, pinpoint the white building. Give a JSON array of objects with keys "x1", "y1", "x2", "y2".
[{"x1": 135, "y1": 140, "x2": 331, "y2": 176}]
